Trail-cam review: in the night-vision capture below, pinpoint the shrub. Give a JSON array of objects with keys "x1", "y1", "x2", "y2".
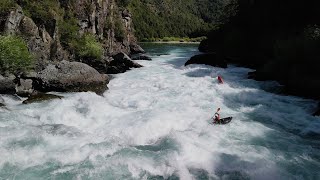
[
  {"x1": 0, "y1": 0, "x2": 15, "y2": 15},
  {"x1": 103, "y1": 17, "x2": 113, "y2": 38},
  {"x1": 116, "y1": 0, "x2": 131, "y2": 7},
  {"x1": 0, "y1": 35, "x2": 34, "y2": 73},
  {"x1": 114, "y1": 17, "x2": 126, "y2": 41},
  {"x1": 59, "y1": 15, "x2": 79, "y2": 50},
  {"x1": 76, "y1": 34, "x2": 103, "y2": 60},
  {"x1": 162, "y1": 37, "x2": 171, "y2": 42}
]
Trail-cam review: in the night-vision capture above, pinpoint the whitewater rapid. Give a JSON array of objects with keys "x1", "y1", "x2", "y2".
[{"x1": 0, "y1": 44, "x2": 319, "y2": 179}]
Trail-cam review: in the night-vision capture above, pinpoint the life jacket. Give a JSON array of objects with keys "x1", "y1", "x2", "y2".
[
  {"x1": 218, "y1": 76, "x2": 224, "y2": 84},
  {"x1": 214, "y1": 112, "x2": 220, "y2": 119}
]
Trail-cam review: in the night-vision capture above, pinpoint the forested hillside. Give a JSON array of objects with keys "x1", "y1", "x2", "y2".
[{"x1": 117, "y1": 0, "x2": 236, "y2": 40}]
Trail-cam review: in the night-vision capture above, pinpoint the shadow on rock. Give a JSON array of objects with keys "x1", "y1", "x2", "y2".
[{"x1": 185, "y1": 53, "x2": 227, "y2": 68}]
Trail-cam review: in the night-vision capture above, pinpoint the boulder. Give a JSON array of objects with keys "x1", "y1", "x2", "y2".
[
  {"x1": 34, "y1": 60, "x2": 109, "y2": 94},
  {"x1": 16, "y1": 79, "x2": 34, "y2": 97},
  {"x1": 0, "y1": 74, "x2": 16, "y2": 94},
  {"x1": 108, "y1": 52, "x2": 143, "y2": 74},
  {"x1": 80, "y1": 57, "x2": 110, "y2": 74},
  {"x1": 132, "y1": 54, "x2": 152, "y2": 61},
  {"x1": 185, "y1": 53, "x2": 227, "y2": 68},
  {"x1": 130, "y1": 44, "x2": 145, "y2": 54},
  {"x1": 112, "y1": 52, "x2": 132, "y2": 62}
]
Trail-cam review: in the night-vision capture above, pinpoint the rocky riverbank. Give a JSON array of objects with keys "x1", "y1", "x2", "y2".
[{"x1": 0, "y1": 0, "x2": 145, "y2": 104}]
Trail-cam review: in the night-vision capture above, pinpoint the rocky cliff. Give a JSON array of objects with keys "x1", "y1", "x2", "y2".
[{"x1": 0, "y1": 0, "x2": 144, "y2": 96}]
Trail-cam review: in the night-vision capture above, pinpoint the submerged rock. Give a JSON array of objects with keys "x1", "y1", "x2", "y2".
[
  {"x1": 34, "y1": 60, "x2": 109, "y2": 94},
  {"x1": 132, "y1": 54, "x2": 152, "y2": 61},
  {"x1": 22, "y1": 92, "x2": 63, "y2": 104},
  {"x1": 185, "y1": 53, "x2": 227, "y2": 68}
]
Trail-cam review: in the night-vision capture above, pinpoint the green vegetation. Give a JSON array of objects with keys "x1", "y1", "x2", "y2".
[
  {"x1": 0, "y1": 0, "x2": 15, "y2": 15},
  {"x1": 122, "y1": 0, "x2": 224, "y2": 40},
  {"x1": 116, "y1": 0, "x2": 131, "y2": 7},
  {"x1": 18, "y1": 0, "x2": 64, "y2": 36},
  {"x1": 114, "y1": 16, "x2": 126, "y2": 41},
  {"x1": 76, "y1": 34, "x2": 103, "y2": 60},
  {"x1": 59, "y1": 13, "x2": 79, "y2": 50},
  {"x1": 0, "y1": 35, "x2": 34, "y2": 73},
  {"x1": 141, "y1": 36, "x2": 206, "y2": 42}
]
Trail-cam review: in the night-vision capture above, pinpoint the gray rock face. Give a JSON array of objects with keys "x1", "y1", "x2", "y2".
[
  {"x1": 0, "y1": 75, "x2": 16, "y2": 94},
  {"x1": 19, "y1": 16, "x2": 50, "y2": 68},
  {"x1": 34, "y1": 60, "x2": 109, "y2": 94},
  {"x1": 4, "y1": 6, "x2": 69, "y2": 71},
  {"x1": 108, "y1": 52, "x2": 142, "y2": 74},
  {"x1": 16, "y1": 79, "x2": 34, "y2": 97},
  {"x1": 4, "y1": 6, "x2": 24, "y2": 34},
  {"x1": 130, "y1": 44, "x2": 145, "y2": 54}
]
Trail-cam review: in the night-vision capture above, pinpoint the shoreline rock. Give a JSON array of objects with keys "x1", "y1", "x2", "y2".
[
  {"x1": 130, "y1": 44, "x2": 145, "y2": 54},
  {"x1": 34, "y1": 60, "x2": 109, "y2": 94},
  {"x1": 108, "y1": 52, "x2": 143, "y2": 74},
  {"x1": 132, "y1": 54, "x2": 152, "y2": 61}
]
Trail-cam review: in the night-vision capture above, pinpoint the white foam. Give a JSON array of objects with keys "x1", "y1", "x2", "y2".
[{"x1": 0, "y1": 45, "x2": 319, "y2": 179}]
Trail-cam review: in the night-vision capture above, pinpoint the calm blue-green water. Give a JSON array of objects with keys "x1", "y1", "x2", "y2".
[{"x1": 0, "y1": 43, "x2": 319, "y2": 180}]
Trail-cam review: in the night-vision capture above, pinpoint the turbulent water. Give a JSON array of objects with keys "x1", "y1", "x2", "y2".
[{"x1": 1, "y1": 44, "x2": 320, "y2": 180}]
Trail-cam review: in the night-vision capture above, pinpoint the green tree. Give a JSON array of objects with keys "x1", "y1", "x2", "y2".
[
  {"x1": 76, "y1": 34, "x2": 103, "y2": 60},
  {"x1": 0, "y1": 35, "x2": 34, "y2": 73}
]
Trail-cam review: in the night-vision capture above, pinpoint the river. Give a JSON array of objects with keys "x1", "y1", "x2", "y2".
[{"x1": 0, "y1": 44, "x2": 319, "y2": 179}]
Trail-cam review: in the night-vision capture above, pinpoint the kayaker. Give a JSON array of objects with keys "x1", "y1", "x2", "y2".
[
  {"x1": 218, "y1": 76, "x2": 224, "y2": 84},
  {"x1": 214, "y1": 108, "x2": 221, "y2": 123}
]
